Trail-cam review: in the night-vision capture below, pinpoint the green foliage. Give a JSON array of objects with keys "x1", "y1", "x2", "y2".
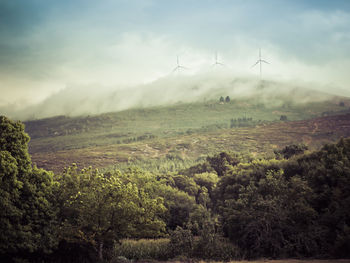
[
  {"x1": 110, "y1": 156, "x2": 197, "y2": 174},
  {"x1": 113, "y1": 239, "x2": 170, "y2": 261},
  {"x1": 179, "y1": 161, "x2": 214, "y2": 176},
  {"x1": 0, "y1": 116, "x2": 58, "y2": 260},
  {"x1": 55, "y1": 166, "x2": 166, "y2": 260},
  {"x1": 280, "y1": 115, "x2": 288, "y2": 121},
  {"x1": 113, "y1": 168, "x2": 198, "y2": 231},
  {"x1": 192, "y1": 172, "x2": 218, "y2": 194},
  {"x1": 207, "y1": 151, "x2": 244, "y2": 176},
  {"x1": 0, "y1": 150, "x2": 23, "y2": 254},
  {"x1": 0, "y1": 116, "x2": 31, "y2": 173},
  {"x1": 230, "y1": 117, "x2": 258, "y2": 128},
  {"x1": 171, "y1": 174, "x2": 200, "y2": 196},
  {"x1": 162, "y1": 186, "x2": 197, "y2": 230},
  {"x1": 216, "y1": 167, "x2": 318, "y2": 258},
  {"x1": 285, "y1": 138, "x2": 350, "y2": 257},
  {"x1": 168, "y1": 226, "x2": 194, "y2": 257},
  {"x1": 275, "y1": 143, "x2": 308, "y2": 159},
  {"x1": 194, "y1": 217, "x2": 240, "y2": 260},
  {"x1": 3, "y1": 114, "x2": 350, "y2": 261},
  {"x1": 213, "y1": 138, "x2": 350, "y2": 258}
]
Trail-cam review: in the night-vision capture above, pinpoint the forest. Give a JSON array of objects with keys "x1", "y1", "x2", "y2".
[{"x1": 1, "y1": 115, "x2": 350, "y2": 262}]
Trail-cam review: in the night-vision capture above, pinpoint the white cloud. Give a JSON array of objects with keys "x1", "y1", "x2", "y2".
[{"x1": 1, "y1": 1, "x2": 350, "y2": 118}]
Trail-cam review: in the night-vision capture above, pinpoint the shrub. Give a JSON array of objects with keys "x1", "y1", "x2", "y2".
[
  {"x1": 194, "y1": 219, "x2": 241, "y2": 260},
  {"x1": 275, "y1": 144, "x2": 308, "y2": 159},
  {"x1": 280, "y1": 115, "x2": 288, "y2": 121},
  {"x1": 168, "y1": 227, "x2": 194, "y2": 257}
]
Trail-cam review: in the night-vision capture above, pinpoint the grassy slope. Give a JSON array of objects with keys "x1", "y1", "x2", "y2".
[{"x1": 25, "y1": 98, "x2": 350, "y2": 173}]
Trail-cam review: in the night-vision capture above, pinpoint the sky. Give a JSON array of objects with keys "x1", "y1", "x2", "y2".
[{"x1": 1, "y1": 0, "x2": 350, "y2": 115}]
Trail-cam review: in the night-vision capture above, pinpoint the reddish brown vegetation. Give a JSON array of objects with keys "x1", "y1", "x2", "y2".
[{"x1": 30, "y1": 114, "x2": 350, "y2": 173}]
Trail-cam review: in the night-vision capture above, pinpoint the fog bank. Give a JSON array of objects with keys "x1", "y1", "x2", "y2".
[{"x1": 1, "y1": 71, "x2": 343, "y2": 121}]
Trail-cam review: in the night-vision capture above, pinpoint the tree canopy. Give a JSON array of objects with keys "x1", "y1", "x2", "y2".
[{"x1": 0, "y1": 116, "x2": 57, "y2": 260}]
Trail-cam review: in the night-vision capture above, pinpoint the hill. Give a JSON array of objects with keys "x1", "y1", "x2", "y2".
[
  {"x1": 24, "y1": 94, "x2": 350, "y2": 173},
  {"x1": 4, "y1": 76, "x2": 346, "y2": 120}
]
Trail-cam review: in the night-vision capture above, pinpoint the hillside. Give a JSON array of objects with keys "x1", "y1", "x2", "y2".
[
  {"x1": 25, "y1": 95, "x2": 350, "y2": 173},
  {"x1": 6, "y1": 76, "x2": 344, "y2": 120}
]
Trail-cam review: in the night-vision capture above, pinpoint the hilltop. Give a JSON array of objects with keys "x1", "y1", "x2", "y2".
[{"x1": 4, "y1": 76, "x2": 345, "y2": 120}]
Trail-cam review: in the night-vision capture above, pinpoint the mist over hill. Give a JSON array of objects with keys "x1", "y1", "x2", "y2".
[{"x1": 1, "y1": 72, "x2": 343, "y2": 121}]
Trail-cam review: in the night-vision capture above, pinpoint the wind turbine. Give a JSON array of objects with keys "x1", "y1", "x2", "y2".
[
  {"x1": 172, "y1": 55, "x2": 188, "y2": 74},
  {"x1": 212, "y1": 51, "x2": 225, "y2": 67},
  {"x1": 252, "y1": 48, "x2": 270, "y2": 80}
]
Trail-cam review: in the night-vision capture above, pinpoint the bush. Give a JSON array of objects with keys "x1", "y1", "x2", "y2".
[
  {"x1": 196, "y1": 237, "x2": 240, "y2": 261},
  {"x1": 194, "y1": 219, "x2": 241, "y2": 260},
  {"x1": 275, "y1": 144, "x2": 308, "y2": 159},
  {"x1": 168, "y1": 227, "x2": 194, "y2": 257},
  {"x1": 280, "y1": 115, "x2": 288, "y2": 121}
]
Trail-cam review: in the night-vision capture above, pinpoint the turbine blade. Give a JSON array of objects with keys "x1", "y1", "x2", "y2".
[
  {"x1": 261, "y1": 60, "x2": 270, "y2": 64},
  {"x1": 252, "y1": 61, "x2": 259, "y2": 67}
]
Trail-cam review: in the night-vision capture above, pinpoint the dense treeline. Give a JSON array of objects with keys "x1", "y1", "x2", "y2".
[{"x1": 1, "y1": 115, "x2": 350, "y2": 262}]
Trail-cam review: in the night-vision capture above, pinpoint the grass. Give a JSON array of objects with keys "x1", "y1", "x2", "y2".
[
  {"x1": 26, "y1": 99, "x2": 348, "y2": 152},
  {"x1": 112, "y1": 238, "x2": 350, "y2": 263},
  {"x1": 25, "y1": 98, "x2": 350, "y2": 173},
  {"x1": 114, "y1": 238, "x2": 170, "y2": 261}
]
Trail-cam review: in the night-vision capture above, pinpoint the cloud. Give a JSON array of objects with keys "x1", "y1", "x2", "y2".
[
  {"x1": 1, "y1": 0, "x2": 350, "y2": 116},
  {"x1": 1, "y1": 71, "x2": 344, "y2": 121}
]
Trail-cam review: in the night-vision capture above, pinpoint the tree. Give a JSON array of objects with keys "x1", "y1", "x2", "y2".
[
  {"x1": 192, "y1": 172, "x2": 219, "y2": 200},
  {"x1": 219, "y1": 96, "x2": 224, "y2": 103},
  {"x1": 0, "y1": 116, "x2": 58, "y2": 260},
  {"x1": 0, "y1": 151, "x2": 23, "y2": 255},
  {"x1": 284, "y1": 138, "x2": 350, "y2": 256},
  {"x1": 216, "y1": 167, "x2": 317, "y2": 258},
  {"x1": 214, "y1": 139, "x2": 350, "y2": 258},
  {"x1": 275, "y1": 144, "x2": 308, "y2": 159},
  {"x1": 0, "y1": 116, "x2": 31, "y2": 173},
  {"x1": 207, "y1": 152, "x2": 242, "y2": 177},
  {"x1": 55, "y1": 166, "x2": 166, "y2": 261},
  {"x1": 280, "y1": 115, "x2": 288, "y2": 121},
  {"x1": 169, "y1": 226, "x2": 194, "y2": 257}
]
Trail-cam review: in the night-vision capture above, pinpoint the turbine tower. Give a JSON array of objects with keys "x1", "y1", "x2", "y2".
[
  {"x1": 172, "y1": 55, "x2": 188, "y2": 74},
  {"x1": 212, "y1": 51, "x2": 225, "y2": 67},
  {"x1": 252, "y1": 48, "x2": 270, "y2": 80}
]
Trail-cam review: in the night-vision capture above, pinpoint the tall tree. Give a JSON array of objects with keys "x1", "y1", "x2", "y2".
[
  {"x1": 55, "y1": 166, "x2": 166, "y2": 261},
  {"x1": 215, "y1": 160, "x2": 318, "y2": 258},
  {"x1": 0, "y1": 116, "x2": 57, "y2": 260}
]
